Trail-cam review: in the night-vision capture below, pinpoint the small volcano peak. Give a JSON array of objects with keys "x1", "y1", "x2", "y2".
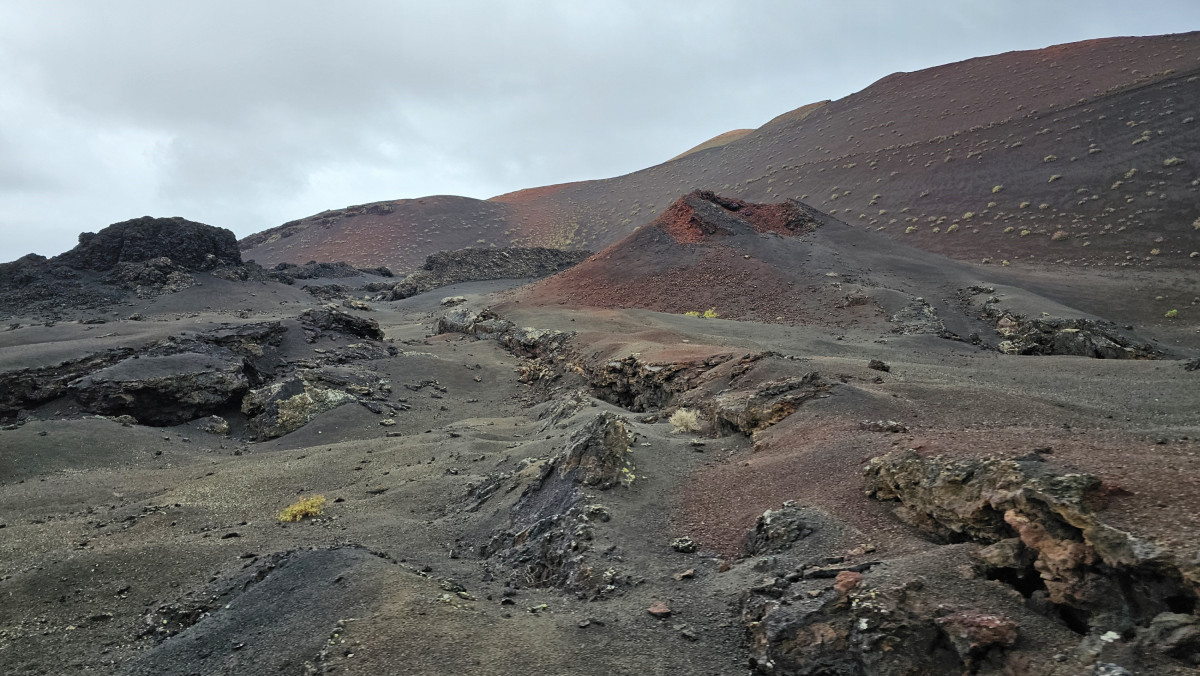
[{"x1": 655, "y1": 191, "x2": 821, "y2": 244}]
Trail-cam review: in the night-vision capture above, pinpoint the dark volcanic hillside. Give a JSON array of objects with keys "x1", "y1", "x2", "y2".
[{"x1": 241, "y1": 32, "x2": 1200, "y2": 272}]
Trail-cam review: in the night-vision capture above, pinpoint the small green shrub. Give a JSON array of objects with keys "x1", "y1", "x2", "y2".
[{"x1": 1165, "y1": 309, "x2": 1178, "y2": 318}]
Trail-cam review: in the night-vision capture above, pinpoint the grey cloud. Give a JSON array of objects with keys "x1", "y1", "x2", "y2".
[{"x1": 1, "y1": 0, "x2": 1198, "y2": 262}]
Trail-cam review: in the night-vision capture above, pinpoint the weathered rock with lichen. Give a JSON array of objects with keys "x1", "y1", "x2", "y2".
[
  {"x1": 556, "y1": 412, "x2": 634, "y2": 489},
  {"x1": 298, "y1": 306, "x2": 384, "y2": 342},
  {"x1": 197, "y1": 415, "x2": 230, "y2": 435},
  {"x1": 934, "y1": 610, "x2": 1019, "y2": 668},
  {"x1": 481, "y1": 413, "x2": 632, "y2": 593},
  {"x1": 709, "y1": 372, "x2": 827, "y2": 434},
  {"x1": 103, "y1": 257, "x2": 196, "y2": 298},
  {"x1": 993, "y1": 314, "x2": 1156, "y2": 359},
  {"x1": 241, "y1": 367, "x2": 385, "y2": 440},
  {"x1": 743, "y1": 579, "x2": 1016, "y2": 675},
  {"x1": 241, "y1": 377, "x2": 355, "y2": 440},
  {"x1": 744, "y1": 502, "x2": 815, "y2": 555},
  {"x1": 436, "y1": 308, "x2": 573, "y2": 360},
  {"x1": 1137, "y1": 612, "x2": 1200, "y2": 665},
  {"x1": 865, "y1": 450, "x2": 1200, "y2": 646},
  {"x1": 0, "y1": 348, "x2": 137, "y2": 418},
  {"x1": 890, "y1": 298, "x2": 945, "y2": 335}
]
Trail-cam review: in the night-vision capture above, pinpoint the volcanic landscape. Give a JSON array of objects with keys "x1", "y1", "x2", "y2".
[{"x1": 2, "y1": 33, "x2": 1199, "y2": 676}]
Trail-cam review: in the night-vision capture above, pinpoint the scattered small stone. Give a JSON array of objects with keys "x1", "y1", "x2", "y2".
[
  {"x1": 647, "y1": 601, "x2": 672, "y2": 618},
  {"x1": 867, "y1": 359, "x2": 890, "y2": 372},
  {"x1": 935, "y1": 610, "x2": 1018, "y2": 659},
  {"x1": 804, "y1": 561, "x2": 879, "y2": 579},
  {"x1": 673, "y1": 569, "x2": 695, "y2": 581},
  {"x1": 584, "y1": 505, "x2": 611, "y2": 522},
  {"x1": 861, "y1": 420, "x2": 908, "y2": 433},
  {"x1": 342, "y1": 299, "x2": 373, "y2": 311},
  {"x1": 833, "y1": 570, "x2": 863, "y2": 593},
  {"x1": 846, "y1": 544, "x2": 876, "y2": 557},
  {"x1": 379, "y1": 419, "x2": 396, "y2": 427},
  {"x1": 199, "y1": 415, "x2": 229, "y2": 435},
  {"x1": 670, "y1": 537, "x2": 697, "y2": 553},
  {"x1": 674, "y1": 623, "x2": 699, "y2": 641}
]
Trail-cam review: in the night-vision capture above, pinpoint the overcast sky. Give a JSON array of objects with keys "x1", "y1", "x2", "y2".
[{"x1": 1, "y1": 1, "x2": 1198, "y2": 262}]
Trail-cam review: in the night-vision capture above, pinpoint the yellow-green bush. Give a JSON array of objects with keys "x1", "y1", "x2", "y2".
[
  {"x1": 669, "y1": 408, "x2": 703, "y2": 433},
  {"x1": 278, "y1": 495, "x2": 327, "y2": 522}
]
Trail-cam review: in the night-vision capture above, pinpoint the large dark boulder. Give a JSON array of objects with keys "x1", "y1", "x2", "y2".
[
  {"x1": 55, "y1": 216, "x2": 241, "y2": 271},
  {"x1": 68, "y1": 348, "x2": 250, "y2": 426}
]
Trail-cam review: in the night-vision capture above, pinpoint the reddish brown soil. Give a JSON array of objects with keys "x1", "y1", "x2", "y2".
[
  {"x1": 676, "y1": 415, "x2": 910, "y2": 558},
  {"x1": 678, "y1": 415, "x2": 1200, "y2": 560},
  {"x1": 489, "y1": 182, "x2": 579, "y2": 205},
  {"x1": 527, "y1": 245, "x2": 862, "y2": 325}
]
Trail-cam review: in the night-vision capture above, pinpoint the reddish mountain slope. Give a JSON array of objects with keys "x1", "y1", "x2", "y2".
[
  {"x1": 241, "y1": 32, "x2": 1200, "y2": 271},
  {"x1": 238, "y1": 195, "x2": 512, "y2": 269}
]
